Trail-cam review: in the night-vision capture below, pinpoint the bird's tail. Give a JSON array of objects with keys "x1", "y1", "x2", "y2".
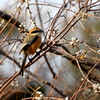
[{"x1": 20, "y1": 53, "x2": 27, "y2": 76}]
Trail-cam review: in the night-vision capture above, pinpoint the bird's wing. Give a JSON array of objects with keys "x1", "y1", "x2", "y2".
[{"x1": 19, "y1": 35, "x2": 39, "y2": 54}]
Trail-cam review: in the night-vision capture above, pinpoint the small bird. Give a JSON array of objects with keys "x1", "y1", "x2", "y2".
[{"x1": 20, "y1": 27, "x2": 43, "y2": 76}]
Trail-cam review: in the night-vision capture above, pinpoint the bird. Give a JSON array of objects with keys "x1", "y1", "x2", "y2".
[{"x1": 19, "y1": 27, "x2": 43, "y2": 76}]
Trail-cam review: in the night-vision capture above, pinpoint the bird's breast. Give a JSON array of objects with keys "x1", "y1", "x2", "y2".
[{"x1": 26, "y1": 36, "x2": 41, "y2": 55}]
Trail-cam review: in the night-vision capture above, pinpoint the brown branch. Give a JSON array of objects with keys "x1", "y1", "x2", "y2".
[
  {"x1": 0, "y1": 71, "x2": 20, "y2": 93},
  {"x1": 25, "y1": 70, "x2": 66, "y2": 97},
  {"x1": 0, "y1": 50, "x2": 21, "y2": 67},
  {"x1": 44, "y1": 54, "x2": 56, "y2": 78},
  {"x1": 49, "y1": 47, "x2": 100, "y2": 69},
  {"x1": 0, "y1": 11, "x2": 20, "y2": 28}
]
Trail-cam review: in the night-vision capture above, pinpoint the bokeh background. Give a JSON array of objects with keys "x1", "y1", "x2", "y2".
[{"x1": 1, "y1": 0, "x2": 100, "y2": 100}]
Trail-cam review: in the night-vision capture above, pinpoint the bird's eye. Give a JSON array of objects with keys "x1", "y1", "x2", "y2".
[{"x1": 31, "y1": 30, "x2": 43, "y2": 34}]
